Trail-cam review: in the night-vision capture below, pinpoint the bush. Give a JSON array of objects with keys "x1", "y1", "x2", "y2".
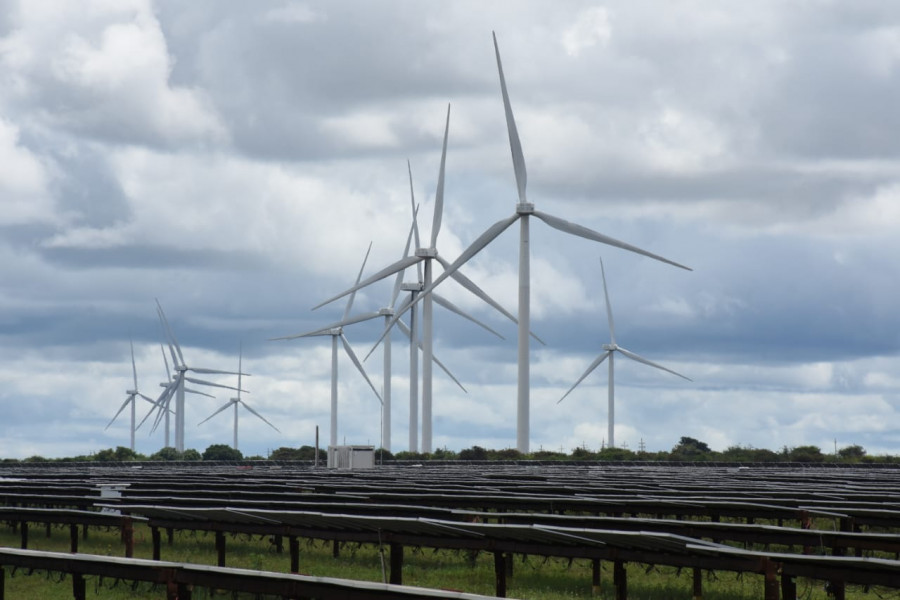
[{"x1": 202, "y1": 444, "x2": 243, "y2": 461}]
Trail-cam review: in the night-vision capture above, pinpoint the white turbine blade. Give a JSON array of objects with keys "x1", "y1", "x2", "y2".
[
  {"x1": 184, "y1": 387, "x2": 216, "y2": 399},
  {"x1": 408, "y1": 161, "x2": 423, "y2": 283},
  {"x1": 598, "y1": 256, "x2": 617, "y2": 345},
  {"x1": 239, "y1": 400, "x2": 281, "y2": 433},
  {"x1": 198, "y1": 400, "x2": 235, "y2": 426},
  {"x1": 394, "y1": 320, "x2": 467, "y2": 393},
  {"x1": 364, "y1": 214, "x2": 520, "y2": 358},
  {"x1": 557, "y1": 351, "x2": 612, "y2": 404},
  {"x1": 344, "y1": 241, "x2": 373, "y2": 321},
  {"x1": 138, "y1": 393, "x2": 156, "y2": 404},
  {"x1": 184, "y1": 376, "x2": 245, "y2": 393},
  {"x1": 532, "y1": 210, "x2": 692, "y2": 271},
  {"x1": 340, "y1": 333, "x2": 383, "y2": 405},
  {"x1": 391, "y1": 203, "x2": 419, "y2": 309},
  {"x1": 155, "y1": 299, "x2": 185, "y2": 365},
  {"x1": 160, "y1": 343, "x2": 172, "y2": 382},
  {"x1": 237, "y1": 343, "x2": 242, "y2": 400},
  {"x1": 493, "y1": 31, "x2": 527, "y2": 205},
  {"x1": 130, "y1": 339, "x2": 138, "y2": 390},
  {"x1": 311, "y1": 255, "x2": 422, "y2": 311},
  {"x1": 146, "y1": 380, "x2": 177, "y2": 432},
  {"x1": 436, "y1": 255, "x2": 545, "y2": 345},
  {"x1": 198, "y1": 400, "x2": 234, "y2": 425},
  {"x1": 106, "y1": 396, "x2": 133, "y2": 429},
  {"x1": 190, "y1": 367, "x2": 242, "y2": 376},
  {"x1": 432, "y1": 293, "x2": 504, "y2": 340},
  {"x1": 616, "y1": 347, "x2": 692, "y2": 381},
  {"x1": 294, "y1": 311, "x2": 385, "y2": 338},
  {"x1": 430, "y1": 104, "x2": 450, "y2": 248}
]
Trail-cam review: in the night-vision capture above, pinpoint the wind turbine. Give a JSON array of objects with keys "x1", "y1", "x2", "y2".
[
  {"x1": 106, "y1": 340, "x2": 155, "y2": 451},
  {"x1": 557, "y1": 257, "x2": 691, "y2": 448},
  {"x1": 271, "y1": 244, "x2": 383, "y2": 449},
  {"x1": 150, "y1": 300, "x2": 244, "y2": 452},
  {"x1": 311, "y1": 106, "x2": 523, "y2": 453},
  {"x1": 382, "y1": 32, "x2": 692, "y2": 453},
  {"x1": 198, "y1": 344, "x2": 279, "y2": 450}
]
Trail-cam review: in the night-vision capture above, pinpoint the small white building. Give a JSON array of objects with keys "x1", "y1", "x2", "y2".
[{"x1": 327, "y1": 445, "x2": 375, "y2": 469}]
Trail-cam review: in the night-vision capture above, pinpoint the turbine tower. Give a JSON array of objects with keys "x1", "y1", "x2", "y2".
[
  {"x1": 106, "y1": 340, "x2": 155, "y2": 451},
  {"x1": 151, "y1": 300, "x2": 244, "y2": 452},
  {"x1": 557, "y1": 257, "x2": 691, "y2": 448},
  {"x1": 272, "y1": 244, "x2": 383, "y2": 448},
  {"x1": 311, "y1": 106, "x2": 521, "y2": 453},
  {"x1": 199, "y1": 344, "x2": 279, "y2": 450},
  {"x1": 388, "y1": 33, "x2": 691, "y2": 453}
]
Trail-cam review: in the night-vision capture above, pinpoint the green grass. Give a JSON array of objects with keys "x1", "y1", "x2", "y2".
[{"x1": 0, "y1": 523, "x2": 888, "y2": 599}]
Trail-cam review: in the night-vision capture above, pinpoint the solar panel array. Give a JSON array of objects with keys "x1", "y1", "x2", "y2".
[{"x1": 2, "y1": 462, "x2": 900, "y2": 599}]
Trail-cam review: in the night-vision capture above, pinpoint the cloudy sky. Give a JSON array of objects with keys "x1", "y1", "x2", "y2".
[{"x1": 2, "y1": 1, "x2": 900, "y2": 459}]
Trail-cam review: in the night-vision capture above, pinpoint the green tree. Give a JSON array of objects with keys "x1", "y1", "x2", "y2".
[
  {"x1": 458, "y1": 446, "x2": 488, "y2": 461},
  {"x1": 837, "y1": 444, "x2": 866, "y2": 462},
  {"x1": 787, "y1": 445, "x2": 825, "y2": 463},
  {"x1": 149, "y1": 447, "x2": 181, "y2": 461},
  {"x1": 670, "y1": 436, "x2": 712, "y2": 461},
  {"x1": 202, "y1": 444, "x2": 243, "y2": 461},
  {"x1": 182, "y1": 449, "x2": 202, "y2": 461}
]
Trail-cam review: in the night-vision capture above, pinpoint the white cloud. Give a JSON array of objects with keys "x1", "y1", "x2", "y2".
[
  {"x1": 562, "y1": 7, "x2": 611, "y2": 57},
  {"x1": 0, "y1": 118, "x2": 55, "y2": 225}
]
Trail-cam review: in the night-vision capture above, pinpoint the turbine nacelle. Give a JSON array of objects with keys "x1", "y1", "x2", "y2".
[
  {"x1": 415, "y1": 247, "x2": 437, "y2": 258},
  {"x1": 603, "y1": 344, "x2": 617, "y2": 351},
  {"x1": 377, "y1": 307, "x2": 394, "y2": 317},
  {"x1": 516, "y1": 202, "x2": 535, "y2": 214},
  {"x1": 401, "y1": 282, "x2": 424, "y2": 292}
]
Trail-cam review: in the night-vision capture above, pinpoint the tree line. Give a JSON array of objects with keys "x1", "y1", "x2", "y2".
[{"x1": 1, "y1": 438, "x2": 891, "y2": 464}]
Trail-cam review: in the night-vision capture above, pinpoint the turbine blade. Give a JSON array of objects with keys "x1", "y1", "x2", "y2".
[
  {"x1": 436, "y1": 255, "x2": 544, "y2": 344},
  {"x1": 155, "y1": 299, "x2": 185, "y2": 366},
  {"x1": 237, "y1": 342, "x2": 242, "y2": 400},
  {"x1": 240, "y1": 400, "x2": 281, "y2": 433},
  {"x1": 340, "y1": 333, "x2": 383, "y2": 405},
  {"x1": 106, "y1": 396, "x2": 133, "y2": 429},
  {"x1": 198, "y1": 400, "x2": 234, "y2": 425},
  {"x1": 408, "y1": 160, "x2": 424, "y2": 284},
  {"x1": 160, "y1": 343, "x2": 172, "y2": 382},
  {"x1": 391, "y1": 203, "x2": 420, "y2": 309},
  {"x1": 430, "y1": 104, "x2": 450, "y2": 248},
  {"x1": 311, "y1": 255, "x2": 422, "y2": 311},
  {"x1": 532, "y1": 210, "x2": 692, "y2": 271},
  {"x1": 557, "y1": 351, "x2": 612, "y2": 404},
  {"x1": 395, "y1": 319, "x2": 468, "y2": 393},
  {"x1": 344, "y1": 241, "x2": 373, "y2": 321},
  {"x1": 432, "y1": 292, "x2": 504, "y2": 340},
  {"x1": 364, "y1": 214, "x2": 519, "y2": 358},
  {"x1": 599, "y1": 257, "x2": 616, "y2": 345},
  {"x1": 183, "y1": 376, "x2": 245, "y2": 392},
  {"x1": 184, "y1": 387, "x2": 216, "y2": 399},
  {"x1": 616, "y1": 347, "x2": 692, "y2": 381},
  {"x1": 130, "y1": 339, "x2": 138, "y2": 390},
  {"x1": 138, "y1": 393, "x2": 156, "y2": 404},
  {"x1": 189, "y1": 367, "x2": 243, "y2": 376},
  {"x1": 493, "y1": 31, "x2": 527, "y2": 205}
]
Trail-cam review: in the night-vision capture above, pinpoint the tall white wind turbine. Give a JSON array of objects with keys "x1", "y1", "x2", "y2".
[
  {"x1": 312, "y1": 106, "x2": 521, "y2": 453},
  {"x1": 557, "y1": 257, "x2": 691, "y2": 448},
  {"x1": 106, "y1": 340, "x2": 155, "y2": 451},
  {"x1": 151, "y1": 300, "x2": 244, "y2": 452},
  {"x1": 385, "y1": 33, "x2": 692, "y2": 453},
  {"x1": 271, "y1": 244, "x2": 383, "y2": 448},
  {"x1": 198, "y1": 344, "x2": 279, "y2": 450}
]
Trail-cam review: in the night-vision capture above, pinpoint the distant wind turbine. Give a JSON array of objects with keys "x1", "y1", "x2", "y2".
[
  {"x1": 557, "y1": 257, "x2": 691, "y2": 448},
  {"x1": 271, "y1": 243, "x2": 383, "y2": 448},
  {"x1": 311, "y1": 106, "x2": 523, "y2": 453},
  {"x1": 106, "y1": 340, "x2": 155, "y2": 451},
  {"x1": 199, "y1": 344, "x2": 279, "y2": 450},
  {"x1": 149, "y1": 300, "x2": 244, "y2": 452},
  {"x1": 381, "y1": 32, "x2": 691, "y2": 453}
]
